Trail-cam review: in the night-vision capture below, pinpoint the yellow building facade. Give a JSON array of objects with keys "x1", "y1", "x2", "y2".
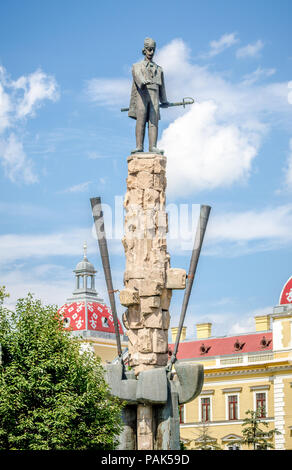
[{"x1": 173, "y1": 277, "x2": 292, "y2": 450}]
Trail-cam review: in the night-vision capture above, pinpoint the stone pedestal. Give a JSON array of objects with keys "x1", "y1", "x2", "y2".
[{"x1": 120, "y1": 153, "x2": 186, "y2": 376}]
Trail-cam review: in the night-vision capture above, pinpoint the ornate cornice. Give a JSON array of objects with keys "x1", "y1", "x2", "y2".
[{"x1": 205, "y1": 363, "x2": 292, "y2": 378}]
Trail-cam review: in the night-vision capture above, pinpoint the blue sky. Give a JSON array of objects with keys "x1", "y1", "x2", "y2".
[{"x1": 0, "y1": 0, "x2": 292, "y2": 339}]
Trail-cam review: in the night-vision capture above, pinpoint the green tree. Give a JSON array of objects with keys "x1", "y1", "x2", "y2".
[
  {"x1": 184, "y1": 422, "x2": 222, "y2": 450},
  {"x1": 0, "y1": 288, "x2": 123, "y2": 450},
  {"x1": 241, "y1": 408, "x2": 280, "y2": 450},
  {"x1": 195, "y1": 423, "x2": 222, "y2": 450}
]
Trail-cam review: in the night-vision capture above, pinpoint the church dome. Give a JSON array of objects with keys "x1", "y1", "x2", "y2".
[
  {"x1": 57, "y1": 243, "x2": 124, "y2": 339},
  {"x1": 74, "y1": 257, "x2": 96, "y2": 274}
]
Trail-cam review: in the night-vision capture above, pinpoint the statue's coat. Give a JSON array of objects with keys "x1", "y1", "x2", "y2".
[{"x1": 128, "y1": 59, "x2": 167, "y2": 120}]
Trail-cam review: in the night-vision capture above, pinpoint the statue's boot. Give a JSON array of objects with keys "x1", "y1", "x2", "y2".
[
  {"x1": 148, "y1": 123, "x2": 164, "y2": 154},
  {"x1": 149, "y1": 146, "x2": 164, "y2": 155},
  {"x1": 131, "y1": 147, "x2": 144, "y2": 154}
]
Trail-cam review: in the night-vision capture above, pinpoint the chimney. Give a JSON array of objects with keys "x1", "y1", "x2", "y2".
[
  {"x1": 255, "y1": 315, "x2": 271, "y2": 332},
  {"x1": 171, "y1": 326, "x2": 187, "y2": 343},
  {"x1": 196, "y1": 322, "x2": 212, "y2": 339}
]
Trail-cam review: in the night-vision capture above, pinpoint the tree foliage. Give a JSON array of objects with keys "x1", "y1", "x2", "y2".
[
  {"x1": 0, "y1": 288, "x2": 123, "y2": 450},
  {"x1": 241, "y1": 408, "x2": 280, "y2": 450},
  {"x1": 184, "y1": 422, "x2": 222, "y2": 450},
  {"x1": 194, "y1": 423, "x2": 222, "y2": 450}
]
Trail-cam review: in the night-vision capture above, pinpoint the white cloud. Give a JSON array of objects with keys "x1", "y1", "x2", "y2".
[
  {"x1": 155, "y1": 38, "x2": 289, "y2": 122},
  {"x1": 0, "y1": 82, "x2": 12, "y2": 132},
  {"x1": 0, "y1": 66, "x2": 59, "y2": 183},
  {"x1": 207, "y1": 203, "x2": 292, "y2": 242},
  {"x1": 11, "y1": 69, "x2": 59, "y2": 118},
  {"x1": 87, "y1": 151, "x2": 107, "y2": 159},
  {"x1": 208, "y1": 32, "x2": 239, "y2": 57},
  {"x1": 153, "y1": 38, "x2": 290, "y2": 196},
  {"x1": 0, "y1": 228, "x2": 92, "y2": 264},
  {"x1": 59, "y1": 181, "x2": 92, "y2": 193},
  {"x1": 159, "y1": 100, "x2": 259, "y2": 196},
  {"x1": 0, "y1": 133, "x2": 38, "y2": 183},
  {"x1": 242, "y1": 66, "x2": 276, "y2": 85},
  {"x1": 1, "y1": 257, "x2": 124, "y2": 313},
  {"x1": 85, "y1": 77, "x2": 130, "y2": 107},
  {"x1": 236, "y1": 39, "x2": 264, "y2": 58},
  {"x1": 228, "y1": 306, "x2": 272, "y2": 335},
  {"x1": 167, "y1": 203, "x2": 292, "y2": 255}
]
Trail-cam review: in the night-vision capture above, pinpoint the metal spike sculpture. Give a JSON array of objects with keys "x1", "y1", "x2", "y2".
[{"x1": 90, "y1": 197, "x2": 123, "y2": 362}]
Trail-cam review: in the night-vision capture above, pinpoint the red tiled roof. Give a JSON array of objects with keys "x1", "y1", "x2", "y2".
[{"x1": 168, "y1": 332, "x2": 273, "y2": 360}]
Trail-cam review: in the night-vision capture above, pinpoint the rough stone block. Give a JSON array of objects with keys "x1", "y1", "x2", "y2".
[
  {"x1": 124, "y1": 306, "x2": 143, "y2": 329},
  {"x1": 139, "y1": 280, "x2": 162, "y2": 297},
  {"x1": 156, "y1": 211, "x2": 168, "y2": 229},
  {"x1": 143, "y1": 188, "x2": 160, "y2": 209},
  {"x1": 127, "y1": 329, "x2": 138, "y2": 349},
  {"x1": 119, "y1": 288, "x2": 140, "y2": 307},
  {"x1": 122, "y1": 311, "x2": 129, "y2": 329},
  {"x1": 124, "y1": 188, "x2": 144, "y2": 207},
  {"x1": 166, "y1": 268, "x2": 186, "y2": 289},
  {"x1": 162, "y1": 309, "x2": 170, "y2": 329},
  {"x1": 126, "y1": 175, "x2": 138, "y2": 190},
  {"x1": 152, "y1": 237, "x2": 167, "y2": 250},
  {"x1": 153, "y1": 157, "x2": 166, "y2": 174},
  {"x1": 143, "y1": 309, "x2": 163, "y2": 329},
  {"x1": 128, "y1": 158, "x2": 154, "y2": 174},
  {"x1": 138, "y1": 328, "x2": 153, "y2": 353},
  {"x1": 161, "y1": 289, "x2": 172, "y2": 310},
  {"x1": 140, "y1": 296, "x2": 161, "y2": 314},
  {"x1": 152, "y1": 329, "x2": 168, "y2": 353},
  {"x1": 130, "y1": 352, "x2": 168, "y2": 367},
  {"x1": 124, "y1": 269, "x2": 146, "y2": 281},
  {"x1": 148, "y1": 269, "x2": 165, "y2": 284},
  {"x1": 126, "y1": 278, "x2": 142, "y2": 291},
  {"x1": 153, "y1": 173, "x2": 166, "y2": 190},
  {"x1": 136, "y1": 171, "x2": 153, "y2": 190}
]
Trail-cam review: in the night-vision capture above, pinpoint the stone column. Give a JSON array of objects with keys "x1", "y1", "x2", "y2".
[
  {"x1": 137, "y1": 404, "x2": 153, "y2": 450},
  {"x1": 120, "y1": 153, "x2": 186, "y2": 376}
]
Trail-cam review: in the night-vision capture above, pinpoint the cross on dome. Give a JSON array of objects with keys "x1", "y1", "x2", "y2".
[{"x1": 83, "y1": 241, "x2": 88, "y2": 260}]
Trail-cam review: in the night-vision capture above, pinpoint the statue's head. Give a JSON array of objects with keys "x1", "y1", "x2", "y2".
[{"x1": 142, "y1": 37, "x2": 156, "y2": 60}]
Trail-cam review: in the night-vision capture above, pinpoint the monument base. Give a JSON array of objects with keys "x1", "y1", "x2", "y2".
[{"x1": 105, "y1": 361, "x2": 204, "y2": 450}]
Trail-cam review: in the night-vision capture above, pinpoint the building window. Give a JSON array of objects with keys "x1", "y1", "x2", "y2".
[
  {"x1": 179, "y1": 405, "x2": 184, "y2": 424},
  {"x1": 201, "y1": 397, "x2": 211, "y2": 422},
  {"x1": 227, "y1": 444, "x2": 240, "y2": 450},
  {"x1": 102, "y1": 317, "x2": 109, "y2": 328},
  {"x1": 256, "y1": 392, "x2": 266, "y2": 417},
  {"x1": 228, "y1": 395, "x2": 238, "y2": 420},
  {"x1": 63, "y1": 317, "x2": 70, "y2": 328}
]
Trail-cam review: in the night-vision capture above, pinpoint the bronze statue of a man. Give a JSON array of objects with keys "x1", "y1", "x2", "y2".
[{"x1": 128, "y1": 37, "x2": 168, "y2": 154}]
